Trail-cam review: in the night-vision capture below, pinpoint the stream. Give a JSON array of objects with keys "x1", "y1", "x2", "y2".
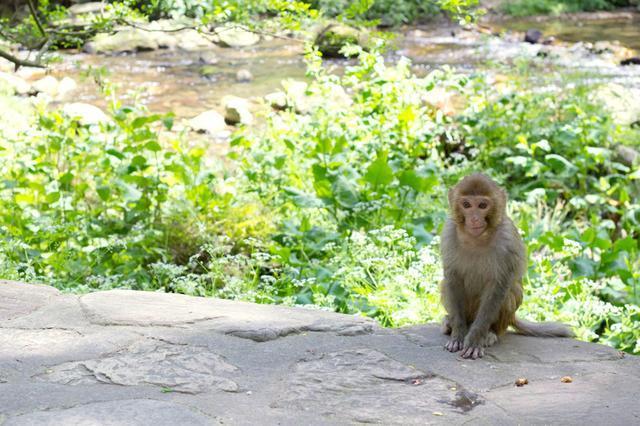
[{"x1": 49, "y1": 14, "x2": 640, "y2": 119}]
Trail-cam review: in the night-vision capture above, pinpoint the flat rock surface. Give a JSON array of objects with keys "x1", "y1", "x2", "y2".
[{"x1": 1, "y1": 280, "x2": 639, "y2": 425}]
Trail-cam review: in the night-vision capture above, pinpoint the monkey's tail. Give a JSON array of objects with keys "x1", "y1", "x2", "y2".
[{"x1": 512, "y1": 317, "x2": 575, "y2": 338}]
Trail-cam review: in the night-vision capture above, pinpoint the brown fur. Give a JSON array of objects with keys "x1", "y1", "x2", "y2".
[{"x1": 440, "y1": 173, "x2": 573, "y2": 359}]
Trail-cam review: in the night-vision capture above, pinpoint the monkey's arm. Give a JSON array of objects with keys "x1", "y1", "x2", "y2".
[{"x1": 442, "y1": 269, "x2": 467, "y2": 353}]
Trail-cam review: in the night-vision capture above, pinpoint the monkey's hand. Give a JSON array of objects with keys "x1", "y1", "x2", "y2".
[
  {"x1": 445, "y1": 337, "x2": 464, "y2": 352},
  {"x1": 460, "y1": 332, "x2": 486, "y2": 359},
  {"x1": 444, "y1": 326, "x2": 467, "y2": 352}
]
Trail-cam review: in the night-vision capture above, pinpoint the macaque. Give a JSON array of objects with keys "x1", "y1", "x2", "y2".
[{"x1": 440, "y1": 173, "x2": 573, "y2": 359}]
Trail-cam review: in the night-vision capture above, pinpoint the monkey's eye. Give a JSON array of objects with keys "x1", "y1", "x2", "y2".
[
  {"x1": 462, "y1": 201, "x2": 471, "y2": 209},
  {"x1": 478, "y1": 202, "x2": 488, "y2": 209}
]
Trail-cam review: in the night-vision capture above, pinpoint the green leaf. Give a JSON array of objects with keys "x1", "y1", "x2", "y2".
[
  {"x1": 97, "y1": 186, "x2": 111, "y2": 201},
  {"x1": 144, "y1": 141, "x2": 162, "y2": 152},
  {"x1": 283, "y1": 187, "x2": 322, "y2": 208},
  {"x1": 131, "y1": 114, "x2": 161, "y2": 129},
  {"x1": 399, "y1": 170, "x2": 437, "y2": 193},
  {"x1": 106, "y1": 149, "x2": 125, "y2": 160},
  {"x1": 505, "y1": 156, "x2": 529, "y2": 168},
  {"x1": 46, "y1": 191, "x2": 60, "y2": 203},
  {"x1": 333, "y1": 177, "x2": 359, "y2": 208},
  {"x1": 545, "y1": 154, "x2": 577, "y2": 173},
  {"x1": 364, "y1": 151, "x2": 393, "y2": 187},
  {"x1": 130, "y1": 155, "x2": 148, "y2": 170},
  {"x1": 162, "y1": 114, "x2": 174, "y2": 130},
  {"x1": 614, "y1": 237, "x2": 637, "y2": 253},
  {"x1": 59, "y1": 172, "x2": 74, "y2": 186}
]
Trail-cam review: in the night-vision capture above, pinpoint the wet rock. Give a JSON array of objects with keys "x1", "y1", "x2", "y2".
[
  {"x1": 198, "y1": 51, "x2": 219, "y2": 65},
  {"x1": 524, "y1": 29, "x2": 542, "y2": 44},
  {"x1": 620, "y1": 57, "x2": 640, "y2": 66},
  {"x1": 0, "y1": 92, "x2": 34, "y2": 138},
  {"x1": 4, "y1": 400, "x2": 213, "y2": 426},
  {"x1": 235, "y1": 68, "x2": 253, "y2": 83},
  {"x1": 15, "y1": 66, "x2": 47, "y2": 81},
  {"x1": 216, "y1": 25, "x2": 260, "y2": 48},
  {"x1": 67, "y1": 2, "x2": 106, "y2": 16},
  {"x1": 188, "y1": 110, "x2": 227, "y2": 134},
  {"x1": 85, "y1": 28, "x2": 159, "y2": 54},
  {"x1": 39, "y1": 340, "x2": 239, "y2": 394},
  {"x1": 588, "y1": 40, "x2": 635, "y2": 61},
  {"x1": 174, "y1": 29, "x2": 213, "y2": 51},
  {"x1": 616, "y1": 145, "x2": 639, "y2": 167},
  {"x1": 279, "y1": 79, "x2": 350, "y2": 114},
  {"x1": 61, "y1": 102, "x2": 109, "y2": 125},
  {"x1": 59, "y1": 1, "x2": 112, "y2": 28},
  {"x1": 222, "y1": 95, "x2": 253, "y2": 125},
  {"x1": 282, "y1": 79, "x2": 310, "y2": 113},
  {"x1": 594, "y1": 83, "x2": 640, "y2": 126},
  {"x1": 57, "y1": 77, "x2": 78, "y2": 99},
  {"x1": 0, "y1": 57, "x2": 13, "y2": 72},
  {"x1": 0, "y1": 71, "x2": 31, "y2": 95},
  {"x1": 265, "y1": 91, "x2": 287, "y2": 110},
  {"x1": 32, "y1": 75, "x2": 59, "y2": 96},
  {"x1": 314, "y1": 22, "x2": 370, "y2": 58}
]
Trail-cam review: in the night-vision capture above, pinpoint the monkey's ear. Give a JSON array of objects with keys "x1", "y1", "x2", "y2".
[
  {"x1": 496, "y1": 187, "x2": 508, "y2": 214},
  {"x1": 500, "y1": 187, "x2": 508, "y2": 203},
  {"x1": 448, "y1": 187, "x2": 456, "y2": 208}
]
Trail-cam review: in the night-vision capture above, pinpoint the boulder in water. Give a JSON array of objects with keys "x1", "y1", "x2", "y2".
[
  {"x1": 314, "y1": 22, "x2": 371, "y2": 58},
  {"x1": 216, "y1": 25, "x2": 260, "y2": 48},
  {"x1": 620, "y1": 57, "x2": 640, "y2": 66},
  {"x1": 235, "y1": 69, "x2": 253, "y2": 83},
  {"x1": 188, "y1": 110, "x2": 227, "y2": 134},
  {"x1": 0, "y1": 72, "x2": 32, "y2": 95},
  {"x1": 62, "y1": 102, "x2": 109, "y2": 125},
  {"x1": 222, "y1": 95, "x2": 253, "y2": 125},
  {"x1": 524, "y1": 29, "x2": 542, "y2": 44}
]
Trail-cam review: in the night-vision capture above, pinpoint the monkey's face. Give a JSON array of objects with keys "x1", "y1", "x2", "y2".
[{"x1": 458, "y1": 196, "x2": 492, "y2": 237}]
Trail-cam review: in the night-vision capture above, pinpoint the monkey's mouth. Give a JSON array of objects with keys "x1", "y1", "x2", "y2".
[{"x1": 468, "y1": 226, "x2": 486, "y2": 236}]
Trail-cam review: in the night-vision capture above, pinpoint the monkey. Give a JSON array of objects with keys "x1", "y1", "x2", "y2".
[{"x1": 440, "y1": 173, "x2": 573, "y2": 359}]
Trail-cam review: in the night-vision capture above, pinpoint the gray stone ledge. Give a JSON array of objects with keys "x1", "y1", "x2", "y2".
[{"x1": 1, "y1": 280, "x2": 638, "y2": 425}]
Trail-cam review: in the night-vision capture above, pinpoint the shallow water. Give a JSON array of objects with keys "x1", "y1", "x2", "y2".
[
  {"x1": 52, "y1": 39, "x2": 308, "y2": 117},
  {"x1": 50, "y1": 14, "x2": 640, "y2": 119},
  {"x1": 495, "y1": 16, "x2": 640, "y2": 51}
]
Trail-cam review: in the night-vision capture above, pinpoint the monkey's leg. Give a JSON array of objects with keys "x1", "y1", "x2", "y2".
[
  {"x1": 441, "y1": 315, "x2": 452, "y2": 335},
  {"x1": 461, "y1": 280, "x2": 509, "y2": 359},
  {"x1": 442, "y1": 274, "x2": 467, "y2": 352}
]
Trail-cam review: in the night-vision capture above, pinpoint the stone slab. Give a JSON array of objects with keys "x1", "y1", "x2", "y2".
[
  {"x1": 3, "y1": 399, "x2": 215, "y2": 426},
  {"x1": 0, "y1": 280, "x2": 60, "y2": 321},
  {"x1": 80, "y1": 289, "x2": 377, "y2": 341},
  {"x1": 1, "y1": 282, "x2": 638, "y2": 425}
]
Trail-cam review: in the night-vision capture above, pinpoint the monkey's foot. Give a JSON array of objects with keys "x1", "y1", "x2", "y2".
[
  {"x1": 482, "y1": 331, "x2": 498, "y2": 348},
  {"x1": 460, "y1": 345, "x2": 484, "y2": 359},
  {"x1": 445, "y1": 338, "x2": 464, "y2": 352}
]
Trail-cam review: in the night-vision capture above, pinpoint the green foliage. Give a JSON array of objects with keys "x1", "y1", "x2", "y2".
[
  {"x1": 306, "y1": 0, "x2": 478, "y2": 26},
  {"x1": 0, "y1": 11, "x2": 638, "y2": 353},
  {"x1": 0, "y1": 96, "x2": 227, "y2": 290},
  {"x1": 460, "y1": 77, "x2": 638, "y2": 234},
  {"x1": 501, "y1": 0, "x2": 637, "y2": 16}
]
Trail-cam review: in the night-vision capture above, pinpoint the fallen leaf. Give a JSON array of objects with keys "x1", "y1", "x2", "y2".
[
  {"x1": 560, "y1": 376, "x2": 573, "y2": 383},
  {"x1": 515, "y1": 377, "x2": 528, "y2": 387}
]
